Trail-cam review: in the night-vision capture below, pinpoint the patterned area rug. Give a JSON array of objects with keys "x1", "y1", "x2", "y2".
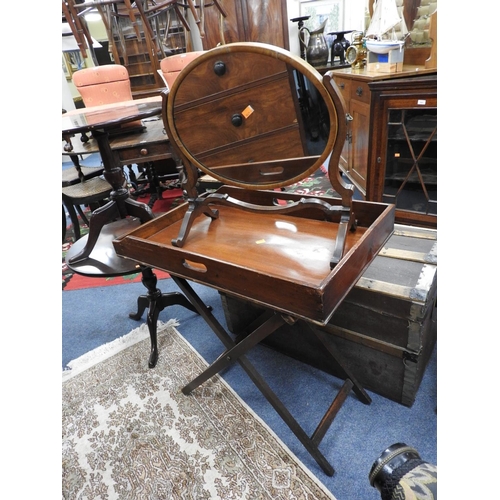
[
  {"x1": 283, "y1": 166, "x2": 338, "y2": 197},
  {"x1": 62, "y1": 321, "x2": 336, "y2": 500}
]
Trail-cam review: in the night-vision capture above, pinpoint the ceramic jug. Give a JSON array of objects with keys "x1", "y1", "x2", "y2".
[{"x1": 300, "y1": 19, "x2": 329, "y2": 67}]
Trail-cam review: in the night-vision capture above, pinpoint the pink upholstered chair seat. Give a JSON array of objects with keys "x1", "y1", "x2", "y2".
[
  {"x1": 72, "y1": 64, "x2": 142, "y2": 130},
  {"x1": 70, "y1": 63, "x2": 176, "y2": 208},
  {"x1": 160, "y1": 51, "x2": 204, "y2": 90},
  {"x1": 73, "y1": 65, "x2": 134, "y2": 106}
]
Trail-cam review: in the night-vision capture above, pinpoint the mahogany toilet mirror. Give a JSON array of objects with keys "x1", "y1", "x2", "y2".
[
  {"x1": 161, "y1": 42, "x2": 356, "y2": 267},
  {"x1": 113, "y1": 44, "x2": 395, "y2": 476}
]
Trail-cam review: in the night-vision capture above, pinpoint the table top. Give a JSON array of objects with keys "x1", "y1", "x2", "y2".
[
  {"x1": 62, "y1": 117, "x2": 167, "y2": 157},
  {"x1": 324, "y1": 65, "x2": 436, "y2": 82},
  {"x1": 66, "y1": 217, "x2": 143, "y2": 277},
  {"x1": 62, "y1": 96, "x2": 162, "y2": 135}
]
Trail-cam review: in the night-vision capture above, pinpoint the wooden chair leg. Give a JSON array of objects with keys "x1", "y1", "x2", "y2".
[
  {"x1": 75, "y1": 204, "x2": 89, "y2": 227},
  {"x1": 62, "y1": 204, "x2": 67, "y2": 242},
  {"x1": 62, "y1": 198, "x2": 81, "y2": 241}
]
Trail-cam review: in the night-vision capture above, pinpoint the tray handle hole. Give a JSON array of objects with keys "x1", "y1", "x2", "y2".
[{"x1": 183, "y1": 259, "x2": 207, "y2": 273}]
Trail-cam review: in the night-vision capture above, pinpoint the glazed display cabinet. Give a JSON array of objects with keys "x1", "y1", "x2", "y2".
[
  {"x1": 367, "y1": 75, "x2": 437, "y2": 228},
  {"x1": 329, "y1": 68, "x2": 437, "y2": 228}
]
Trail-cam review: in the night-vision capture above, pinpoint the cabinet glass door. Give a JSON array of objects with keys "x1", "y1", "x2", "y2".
[{"x1": 382, "y1": 108, "x2": 437, "y2": 217}]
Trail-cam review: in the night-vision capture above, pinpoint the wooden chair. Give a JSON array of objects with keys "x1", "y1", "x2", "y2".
[
  {"x1": 71, "y1": 64, "x2": 141, "y2": 171},
  {"x1": 154, "y1": 51, "x2": 207, "y2": 196},
  {"x1": 62, "y1": 109, "x2": 104, "y2": 187},
  {"x1": 62, "y1": 158, "x2": 110, "y2": 242},
  {"x1": 62, "y1": 159, "x2": 103, "y2": 187},
  {"x1": 62, "y1": 110, "x2": 108, "y2": 242},
  {"x1": 72, "y1": 64, "x2": 143, "y2": 135},
  {"x1": 62, "y1": 175, "x2": 114, "y2": 242}
]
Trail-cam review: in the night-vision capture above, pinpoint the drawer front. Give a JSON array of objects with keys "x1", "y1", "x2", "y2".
[
  {"x1": 332, "y1": 76, "x2": 351, "y2": 104},
  {"x1": 117, "y1": 140, "x2": 171, "y2": 165},
  {"x1": 174, "y1": 51, "x2": 289, "y2": 104},
  {"x1": 171, "y1": 50, "x2": 306, "y2": 166},
  {"x1": 198, "y1": 126, "x2": 304, "y2": 173},
  {"x1": 174, "y1": 77, "x2": 302, "y2": 163},
  {"x1": 351, "y1": 81, "x2": 370, "y2": 104}
]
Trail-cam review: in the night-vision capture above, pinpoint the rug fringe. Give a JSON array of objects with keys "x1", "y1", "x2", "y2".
[{"x1": 62, "y1": 318, "x2": 180, "y2": 381}]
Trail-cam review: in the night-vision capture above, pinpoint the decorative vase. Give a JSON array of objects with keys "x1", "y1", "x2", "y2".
[
  {"x1": 300, "y1": 19, "x2": 329, "y2": 67},
  {"x1": 329, "y1": 30, "x2": 353, "y2": 65}
]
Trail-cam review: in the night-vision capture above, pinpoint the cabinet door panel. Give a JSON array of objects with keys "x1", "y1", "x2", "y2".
[
  {"x1": 349, "y1": 99, "x2": 370, "y2": 193},
  {"x1": 367, "y1": 77, "x2": 437, "y2": 228},
  {"x1": 332, "y1": 77, "x2": 350, "y2": 176},
  {"x1": 244, "y1": 0, "x2": 289, "y2": 48},
  {"x1": 201, "y1": 2, "x2": 243, "y2": 49},
  {"x1": 201, "y1": 0, "x2": 288, "y2": 50}
]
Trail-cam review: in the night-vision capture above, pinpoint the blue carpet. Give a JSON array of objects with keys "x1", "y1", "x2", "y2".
[
  {"x1": 62, "y1": 152, "x2": 102, "y2": 170},
  {"x1": 63, "y1": 277, "x2": 437, "y2": 500}
]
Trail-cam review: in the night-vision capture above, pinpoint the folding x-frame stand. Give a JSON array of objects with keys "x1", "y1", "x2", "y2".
[{"x1": 170, "y1": 275, "x2": 372, "y2": 476}]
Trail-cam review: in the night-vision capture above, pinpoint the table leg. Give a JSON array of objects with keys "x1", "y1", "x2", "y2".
[
  {"x1": 130, "y1": 268, "x2": 209, "y2": 368},
  {"x1": 170, "y1": 275, "x2": 369, "y2": 477},
  {"x1": 306, "y1": 323, "x2": 372, "y2": 405}
]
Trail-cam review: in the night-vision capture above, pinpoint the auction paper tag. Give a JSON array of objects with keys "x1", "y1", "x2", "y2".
[{"x1": 242, "y1": 105, "x2": 254, "y2": 119}]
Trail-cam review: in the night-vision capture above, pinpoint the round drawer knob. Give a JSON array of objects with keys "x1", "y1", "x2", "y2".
[
  {"x1": 140, "y1": 148, "x2": 148, "y2": 156},
  {"x1": 214, "y1": 61, "x2": 226, "y2": 76},
  {"x1": 231, "y1": 114, "x2": 243, "y2": 127},
  {"x1": 356, "y1": 86, "x2": 363, "y2": 96}
]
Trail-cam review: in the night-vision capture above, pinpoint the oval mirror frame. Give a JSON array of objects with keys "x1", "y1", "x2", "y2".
[{"x1": 164, "y1": 42, "x2": 343, "y2": 191}]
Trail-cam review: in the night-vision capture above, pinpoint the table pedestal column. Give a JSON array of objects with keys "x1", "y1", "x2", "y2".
[{"x1": 68, "y1": 128, "x2": 154, "y2": 265}]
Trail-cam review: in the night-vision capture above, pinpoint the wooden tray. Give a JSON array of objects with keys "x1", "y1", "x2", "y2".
[{"x1": 114, "y1": 186, "x2": 394, "y2": 324}]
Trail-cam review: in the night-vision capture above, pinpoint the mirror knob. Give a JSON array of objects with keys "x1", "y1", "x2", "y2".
[
  {"x1": 231, "y1": 114, "x2": 243, "y2": 127},
  {"x1": 213, "y1": 61, "x2": 226, "y2": 76}
]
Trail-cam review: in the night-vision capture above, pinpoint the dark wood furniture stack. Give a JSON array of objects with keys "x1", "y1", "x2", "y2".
[
  {"x1": 64, "y1": 0, "x2": 289, "y2": 98},
  {"x1": 199, "y1": 0, "x2": 289, "y2": 50},
  {"x1": 113, "y1": 42, "x2": 395, "y2": 476}
]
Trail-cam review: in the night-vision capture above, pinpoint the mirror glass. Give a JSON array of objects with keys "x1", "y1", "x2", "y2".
[{"x1": 167, "y1": 46, "x2": 336, "y2": 188}]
